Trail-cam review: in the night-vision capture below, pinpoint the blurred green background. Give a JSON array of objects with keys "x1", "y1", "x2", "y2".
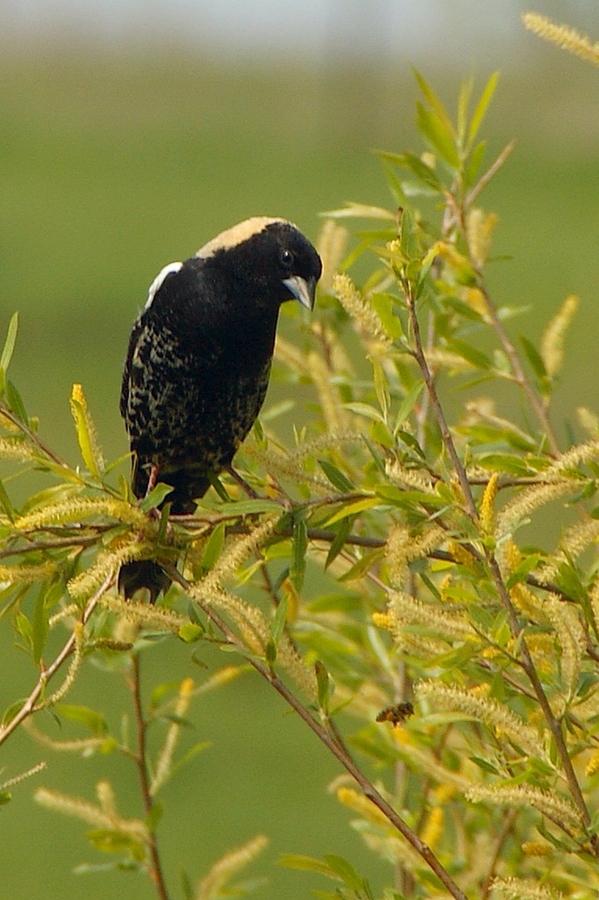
[{"x1": 3, "y1": 1, "x2": 599, "y2": 897}]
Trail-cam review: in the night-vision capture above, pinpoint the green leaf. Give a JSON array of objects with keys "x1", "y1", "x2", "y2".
[
  {"x1": 416, "y1": 103, "x2": 460, "y2": 168},
  {"x1": 15, "y1": 611, "x2": 33, "y2": 650},
  {"x1": 325, "y1": 518, "x2": 353, "y2": 570},
  {"x1": 178, "y1": 623, "x2": 204, "y2": 643},
  {"x1": 139, "y1": 482, "x2": 173, "y2": 512},
  {"x1": 269, "y1": 596, "x2": 289, "y2": 658},
  {"x1": 394, "y1": 381, "x2": 424, "y2": 431},
  {"x1": 447, "y1": 339, "x2": 492, "y2": 370},
  {"x1": 278, "y1": 853, "x2": 338, "y2": 879},
  {"x1": 324, "y1": 498, "x2": 379, "y2": 528},
  {"x1": 343, "y1": 401, "x2": 385, "y2": 423},
  {"x1": 1, "y1": 699, "x2": 26, "y2": 728},
  {"x1": 5, "y1": 381, "x2": 29, "y2": 426},
  {"x1": 145, "y1": 800, "x2": 163, "y2": 834},
  {"x1": 200, "y1": 522, "x2": 226, "y2": 571},
  {"x1": 378, "y1": 150, "x2": 442, "y2": 192},
  {"x1": 520, "y1": 335, "x2": 547, "y2": 380},
  {"x1": 0, "y1": 312, "x2": 19, "y2": 375},
  {"x1": 32, "y1": 586, "x2": 49, "y2": 665},
  {"x1": 413, "y1": 69, "x2": 456, "y2": 137},
  {"x1": 86, "y1": 829, "x2": 145, "y2": 860},
  {"x1": 467, "y1": 71, "x2": 500, "y2": 150},
  {"x1": 57, "y1": 704, "x2": 109, "y2": 735},
  {"x1": 318, "y1": 459, "x2": 354, "y2": 493},
  {"x1": 323, "y1": 855, "x2": 364, "y2": 892},
  {"x1": 315, "y1": 660, "x2": 331, "y2": 712},
  {"x1": 290, "y1": 512, "x2": 308, "y2": 592},
  {"x1": 218, "y1": 498, "x2": 281, "y2": 516}
]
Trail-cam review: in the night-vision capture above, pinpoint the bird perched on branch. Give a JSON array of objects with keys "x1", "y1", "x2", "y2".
[{"x1": 118, "y1": 217, "x2": 322, "y2": 601}]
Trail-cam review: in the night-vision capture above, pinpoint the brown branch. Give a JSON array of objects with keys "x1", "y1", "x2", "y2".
[{"x1": 129, "y1": 654, "x2": 170, "y2": 900}]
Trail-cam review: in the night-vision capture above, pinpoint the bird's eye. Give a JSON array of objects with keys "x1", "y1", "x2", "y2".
[{"x1": 280, "y1": 248, "x2": 294, "y2": 268}]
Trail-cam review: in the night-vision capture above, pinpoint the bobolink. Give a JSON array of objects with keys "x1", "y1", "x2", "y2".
[{"x1": 118, "y1": 217, "x2": 322, "y2": 600}]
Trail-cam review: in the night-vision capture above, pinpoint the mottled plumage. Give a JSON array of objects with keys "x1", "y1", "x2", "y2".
[{"x1": 118, "y1": 217, "x2": 322, "y2": 600}]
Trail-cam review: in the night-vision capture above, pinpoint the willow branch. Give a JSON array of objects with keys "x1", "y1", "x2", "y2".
[
  {"x1": 129, "y1": 654, "x2": 170, "y2": 900},
  {"x1": 164, "y1": 565, "x2": 469, "y2": 900}
]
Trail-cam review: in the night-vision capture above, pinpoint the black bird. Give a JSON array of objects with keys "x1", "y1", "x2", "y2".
[{"x1": 118, "y1": 217, "x2": 322, "y2": 600}]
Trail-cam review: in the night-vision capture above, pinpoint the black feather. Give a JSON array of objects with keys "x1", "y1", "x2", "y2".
[{"x1": 118, "y1": 218, "x2": 321, "y2": 600}]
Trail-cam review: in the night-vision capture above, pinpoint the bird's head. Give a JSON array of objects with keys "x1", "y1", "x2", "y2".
[{"x1": 196, "y1": 217, "x2": 322, "y2": 311}]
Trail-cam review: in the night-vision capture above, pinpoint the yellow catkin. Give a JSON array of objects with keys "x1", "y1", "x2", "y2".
[
  {"x1": 196, "y1": 835, "x2": 269, "y2": 900},
  {"x1": 585, "y1": 749, "x2": 599, "y2": 777},
  {"x1": 332, "y1": 272, "x2": 394, "y2": 353},
  {"x1": 336, "y1": 786, "x2": 390, "y2": 829},
  {"x1": 467, "y1": 208, "x2": 498, "y2": 270},
  {"x1": 540, "y1": 295, "x2": 578, "y2": 378},
  {"x1": 420, "y1": 806, "x2": 443, "y2": 850},
  {"x1": 372, "y1": 611, "x2": 394, "y2": 630},
  {"x1": 448, "y1": 540, "x2": 479, "y2": 569},
  {"x1": 480, "y1": 472, "x2": 499, "y2": 535},
  {"x1": 521, "y1": 841, "x2": 553, "y2": 858},
  {"x1": 316, "y1": 219, "x2": 348, "y2": 293},
  {"x1": 523, "y1": 12, "x2": 599, "y2": 67}
]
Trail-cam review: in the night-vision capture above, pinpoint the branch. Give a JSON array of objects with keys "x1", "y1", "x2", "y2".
[
  {"x1": 129, "y1": 654, "x2": 171, "y2": 900},
  {"x1": 163, "y1": 565, "x2": 469, "y2": 900}
]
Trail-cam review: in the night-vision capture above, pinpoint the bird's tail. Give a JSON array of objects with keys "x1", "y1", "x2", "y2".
[{"x1": 118, "y1": 560, "x2": 172, "y2": 604}]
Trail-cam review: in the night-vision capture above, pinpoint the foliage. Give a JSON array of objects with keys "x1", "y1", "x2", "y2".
[{"x1": 1, "y1": 57, "x2": 599, "y2": 900}]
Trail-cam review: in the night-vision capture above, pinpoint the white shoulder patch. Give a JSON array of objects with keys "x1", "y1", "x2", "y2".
[
  {"x1": 144, "y1": 261, "x2": 183, "y2": 309},
  {"x1": 196, "y1": 217, "x2": 292, "y2": 259}
]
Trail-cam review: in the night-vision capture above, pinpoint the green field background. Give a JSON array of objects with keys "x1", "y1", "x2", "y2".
[{"x1": 2, "y1": 30, "x2": 599, "y2": 899}]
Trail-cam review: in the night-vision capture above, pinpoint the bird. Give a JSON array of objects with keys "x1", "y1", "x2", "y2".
[{"x1": 118, "y1": 217, "x2": 322, "y2": 601}]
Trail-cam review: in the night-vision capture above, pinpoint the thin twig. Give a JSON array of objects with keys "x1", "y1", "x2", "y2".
[
  {"x1": 129, "y1": 654, "x2": 170, "y2": 900},
  {"x1": 0, "y1": 403, "x2": 71, "y2": 469}
]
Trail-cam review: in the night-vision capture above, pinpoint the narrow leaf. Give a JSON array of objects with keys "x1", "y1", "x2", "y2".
[
  {"x1": 468, "y1": 71, "x2": 500, "y2": 150},
  {"x1": 324, "y1": 497, "x2": 378, "y2": 527},
  {"x1": 290, "y1": 512, "x2": 308, "y2": 593},
  {"x1": 394, "y1": 381, "x2": 424, "y2": 431},
  {"x1": 57, "y1": 704, "x2": 108, "y2": 735},
  {"x1": 416, "y1": 102, "x2": 460, "y2": 168},
  {"x1": 139, "y1": 482, "x2": 173, "y2": 512},
  {"x1": 520, "y1": 335, "x2": 547, "y2": 380},
  {"x1": 323, "y1": 855, "x2": 364, "y2": 892},
  {"x1": 32, "y1": 587, "x2": 49, "y2": 665},
  {"x1": 325, "y1": 518, "x2": 353, "y2": 570},
  {"x1": 270, "y1": 595, "x2": 289, "y2": 646},
  {"x1": 0, "y1": 312, "x2": 19, "y2": 374},
  {"x1": 200, "y1": 522, "x2": 226, "y2": 571},
  {"x1": 315, "y1": 661, "x2": 331, "y2": 712},
  {"x1": 318, "y1": 459, "x2": 354, "y2": 494}
]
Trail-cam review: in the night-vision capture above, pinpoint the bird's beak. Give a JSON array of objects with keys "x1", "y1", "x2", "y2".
[{"x1": 282, "y1": 275, "x2": 317, "y2": 310}]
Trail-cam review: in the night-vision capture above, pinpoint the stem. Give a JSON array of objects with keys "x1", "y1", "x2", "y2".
[
  {"x1": 129, "y1": 654, "x2": 170, "y2": 900},
  {"x1": 164, "y1": 565, "x2": 469, "y2": 900}
]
